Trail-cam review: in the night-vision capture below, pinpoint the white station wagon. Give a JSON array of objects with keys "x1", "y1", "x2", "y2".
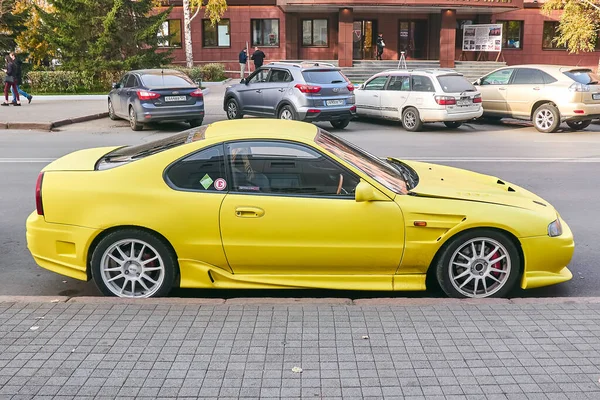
[{"x1": 355, "y1": 69, "x2": 483, "y2": 131}]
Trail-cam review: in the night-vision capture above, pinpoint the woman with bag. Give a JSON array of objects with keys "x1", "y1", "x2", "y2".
[{"x1": 2, "y1": 54, "x2": 20, "y2": 106}]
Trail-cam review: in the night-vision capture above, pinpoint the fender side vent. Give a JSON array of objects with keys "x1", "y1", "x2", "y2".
[
  {"x1": 497, "y1": 179, "x2": 505, "y2": 185},
  {"x1": 533, "y1": 200, "x2": 547, "y2": 207},
  {"x1": 208, "y1": 271, "x2": 215, "y2": 283},
  {"x1": 507, "y1": 187, "x2": 516, "y2": 192}
]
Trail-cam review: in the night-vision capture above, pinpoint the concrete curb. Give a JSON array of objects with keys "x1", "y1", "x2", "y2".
[
  {"x1": 0, "y1": 112, "x2": 109, "y2": 131},
  {"x1": 1, "y1": 296, "x2": 600, "y2": 306}
]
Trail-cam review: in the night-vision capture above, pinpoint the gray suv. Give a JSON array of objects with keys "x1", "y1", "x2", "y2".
[{"x1": 223, "y1": 62, "x2": 356, "y2": 129}]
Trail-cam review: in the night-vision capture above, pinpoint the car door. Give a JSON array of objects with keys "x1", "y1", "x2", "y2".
[
  {"x1": 380, "y1": 75, "x2": 410, "y2": 120},
  {"x1": 260, "y1": 68, "x2": 292, "y2": 116},
  {"x1": 238, "y1": 68, "x2": 271, "y2": 114},
  {"x1": 113, "y1": 74, "x2": 129, "y2": 116},
  {"x1": 476, "y1": 68, "x2": 514, "y2": 115},
  {"x1": 219, "y1": 140, "x2": 405, "y2": 277},
  {"x1": 120, "y1": 74, "x2": 138, "y2": 113},
  {"x1": 507, "y1": 68, "x2": 546, "y2": 119},
  {"x1": 355, "y1": 75, "x2": 389, "y2": 118},
  {"x1": 407, "y1": 74, "x2": 437, "y2": 113}
]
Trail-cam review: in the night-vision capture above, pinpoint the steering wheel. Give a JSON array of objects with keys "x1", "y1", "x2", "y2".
[{"x1": 336, "y1": 174, "x2": 344, "y2": 195}]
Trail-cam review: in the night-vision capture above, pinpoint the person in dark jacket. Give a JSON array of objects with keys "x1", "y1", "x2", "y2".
[
  {"x1": 10, "y1": 53, "x2": 32, "y2": 104},
  {"x1": 250, "y1": 47, "x2": 266, "y2": 69},
  {"x1": 376, "y1": 33, "x2": 385, "y2": 60},
  {"x1": 239, "y1": 48, "x2": 248, "y2": 79},
  {"x1": 2, "y1": 54, "x2": 20, "y2": 106}
]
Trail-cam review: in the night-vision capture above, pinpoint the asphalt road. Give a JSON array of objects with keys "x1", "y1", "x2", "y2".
[{"x1": 1, "y1": 100, "x2": 599, "y2": 298}]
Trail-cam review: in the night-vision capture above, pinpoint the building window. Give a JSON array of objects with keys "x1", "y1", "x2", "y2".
[
  {"x1": 543, "y1": 21, "x2": 566, "y2": 50},
  {"x1": 302, "y1": 19, "x2": 328, "y2": 46},
  {"x1": 158, "y1": 20, "x2": 182, "y2": 48},
  {"x1": 252, "y1": 19, "x2": 279, "y2": 47},
  {"x1": 203, "y1": 19, "x2": 230, "y2": 47},
  {"x1": 498, "y1": 20, "x2": 523, "y2": 49}
]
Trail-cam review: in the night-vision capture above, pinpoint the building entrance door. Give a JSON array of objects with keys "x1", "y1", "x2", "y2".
[
  {"x1": 398, "y1": 20, "x2": 429, "y2": 59},
  {"x1": 353, "y1": 20, "x2": 377, "y2": 60}
]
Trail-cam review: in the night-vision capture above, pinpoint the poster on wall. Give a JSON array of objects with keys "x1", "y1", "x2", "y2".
[{"x1": 462, "y1": 24, "x2": 502, "y2": 52}]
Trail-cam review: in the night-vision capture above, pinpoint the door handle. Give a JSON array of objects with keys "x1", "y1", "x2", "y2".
[
  {"x1": 374, "y1": 94, "x2": 379, "y2": 97},
  {"x1": 498, "y1": 87, "x2": 506, "y2": 91},
  {"x1": 255, "y1": 89, "x2": 262, "y2": 93},
  {"x1": 278, "y1": 88, "x2": 286, "y2": 92},
  {"x1": 533, "y1": 87, "x2": 541, "y2": 91},
  {"x1": 235, "y1": 207, "x2": 265, "y2": 218}
]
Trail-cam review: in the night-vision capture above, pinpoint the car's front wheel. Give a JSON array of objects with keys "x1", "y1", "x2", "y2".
[
  {"x1": 91, "y1": 229, "x2": 177, "y2": 298},
  {"x1": 566, "y1": 120, "x2": 592, "y2": 131},
  {"x1": 226, "y1": 98, "x2": 243, "y2": 120},
  {"x1": 533, "y1": 103, "x2": 560, "y2": 133},
  {"x1": 435, "y1": 229, "x2": 520, "y2": 298},
  {"x1": 129, "y1": 106, "x2": 143, "y2": 131},
  {"x1": 330, "y1": 119, "x2": 350, "y2": 129},
  {"x1": 444, "y1": 121, "x2": 462, "y2": 129},
  {"x1": 402, "y1": 107, "x2": 423, "y2": 132}
]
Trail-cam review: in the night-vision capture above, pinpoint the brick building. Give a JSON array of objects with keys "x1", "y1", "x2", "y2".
[{"x1": 157, "y1": 0, "x2": 600, "y2": 71}]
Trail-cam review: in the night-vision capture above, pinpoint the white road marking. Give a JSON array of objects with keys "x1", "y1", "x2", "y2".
[{"x1": 0, "y1": 158, "x2": 56, "y2": 163}]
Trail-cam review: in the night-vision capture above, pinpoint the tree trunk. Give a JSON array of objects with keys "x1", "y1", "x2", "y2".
[{"x1": 183, "y1": 0, "x2": 194, "y2": 68}]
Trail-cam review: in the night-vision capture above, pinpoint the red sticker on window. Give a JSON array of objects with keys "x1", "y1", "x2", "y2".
[{"x1": 214, "y1": 178, "x2": 227, "y2": 191}]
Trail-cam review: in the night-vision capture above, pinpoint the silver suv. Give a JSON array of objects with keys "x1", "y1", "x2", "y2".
[{"x1": 223, "y1": 62, "x2": 356, "y2": 129}]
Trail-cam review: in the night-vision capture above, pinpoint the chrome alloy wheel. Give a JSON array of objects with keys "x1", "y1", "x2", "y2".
[
  {"x1": 227, "y1": 101, "x2": 238, "y2": 119},
  {"x1": 535, "y1": 109, "x2": 555, "y2": 131},
  {"x1": 403, "y1": 110, "x2": 417, "y2": 129},
  {"x1": 279, "y1": 109, "x2": 293, "y2": 120},
  {"x1": 100, "y1": 239, "x2": 165, "y2": 298},
  {"x1": 448, "y1": 237, "x2": 511, "y2": 298}
]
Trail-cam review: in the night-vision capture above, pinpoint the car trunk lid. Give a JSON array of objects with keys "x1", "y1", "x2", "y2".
[{"x1": 42, "y1": 147, "x2": 121, "y2": 172}]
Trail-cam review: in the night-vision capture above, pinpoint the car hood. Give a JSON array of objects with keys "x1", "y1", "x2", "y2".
[{"x1": 395, "y1": 159, "x2": 555, "y2": 213}]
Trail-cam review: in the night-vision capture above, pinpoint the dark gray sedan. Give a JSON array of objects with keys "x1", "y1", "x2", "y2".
[{"x1": 108, "y1": 69, "x2": 205, "y2": 131}]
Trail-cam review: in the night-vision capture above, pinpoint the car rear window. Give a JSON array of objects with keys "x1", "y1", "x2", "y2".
[
  {"x1": 302, "y1": 70, "x2": 347, "y2": 84},
  {"x1": 140, "y1": 73, "x2": 195, "y2": 88},
  {"x1": 436, "y1": 75, "x2": 476, "y2": 93},
  {"x1": 563, "y1": 69, "x2": 600, "y2": 85}
]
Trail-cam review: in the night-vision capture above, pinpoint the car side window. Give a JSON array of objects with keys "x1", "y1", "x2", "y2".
[
  {"x1": 364, "y1": 76, "x2": 388, "y2": 90},
  {"x1": 540, "y1": 71, "x2": 558, "y2": 84},
  {"x1": 481, "y1": 69, "x2": 514, "y2": 85},
  {"x1": 411, "y1": 76, "x2": 435, "y2": 92},
  {"x1": 249, "y1": 69, "x2": 270, "y2": 84},
  {"x1": 387, "y1": 76, "x2": 410, "y2": 91},
  {"x1": 118, "y1": 74, "x2": 129, "y2": 87},
  {"x1": 269, "y1": 69, "x2": 291, "y2": 83},
  {"x1": 166, "y1": 146, "x2": 227, "y2": 192},
  {"x1": 512, "y1": 68, "x2": 545, "y2": 85},
  {"x1": 225, "y1": 141, "x2": 360, "y2": 197},
  {"x1": 124, "y1": 75, "x2": 137, "y2": 88}
]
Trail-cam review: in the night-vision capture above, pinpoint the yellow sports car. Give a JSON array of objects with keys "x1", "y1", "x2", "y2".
[{"x1": 26, "y1": 120, "x2": 574, "y2": 299}]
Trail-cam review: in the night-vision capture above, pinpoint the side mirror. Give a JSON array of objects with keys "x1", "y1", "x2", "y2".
[
  {"x1": 473, "y1": 78, "x2": 481, "y2": 86},
  {"x1": 355, "y1": 180, "x2": 388, "y2": 202},
  {"x1": 357, "y1": 83, "x2": 364, "y2": 90},
  {"x1": 112, "y1": 82, "x2": 120, "y2": 89}
]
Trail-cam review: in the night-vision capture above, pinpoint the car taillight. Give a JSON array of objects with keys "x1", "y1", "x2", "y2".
[
  {"x1": 569, "y1": 82, "x2": 590, "y2": 92},
  {"x1": 473, "y1": 95, "x2": 482, "y2": 103},
  {"x1": 136, "y1": 90, "x2": 161, "y2": 100},
  {"x1": 295, "y1": 84, "x2": 321, "y2": 93},
  {"x1": 435, "y1": 96, "x2": 456, "y2": 106},
  {"x1": 190, "y1": 89, "x2": 203, "y2": 98},
  {"x1": 350, "y1": 105, "x2": 357, "y2": 112},
  {"x1": 36, "y1": 172, "x2": 44, "y2": 216},
  {"x1": 347, "y1": 84, "x2": 354, "y2": 92}
]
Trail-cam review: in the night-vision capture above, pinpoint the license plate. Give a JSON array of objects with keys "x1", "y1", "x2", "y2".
[
  {"x1": 593, "y1": 93, "x2": 600, "y2": 100},
  {"x1": 457, "y1": 99, "x2": 471, "y2": 106},
  {"x1": 326, "y1": 100, "x2": 344, "y2": 106},
  {"x1": 164, "y1": 95, "x2": 187, "y2": 102}
]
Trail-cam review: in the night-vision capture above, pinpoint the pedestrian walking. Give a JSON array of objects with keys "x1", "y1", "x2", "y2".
[
  {"x1": 250, "y1": 47, "x2": 266, "y2": 69},
  {"x1": 239, "y1": 48, "x2": 248, "y2": 79},
  {"x1": 376, "y1": 33, "x2": 385, "y2": 60},
  {"x1": 10, "y1": 53, "x2": 32, "y2": 104},
  {"x1": 2, "y1": 54, "x2": 20, "y2": 106}
]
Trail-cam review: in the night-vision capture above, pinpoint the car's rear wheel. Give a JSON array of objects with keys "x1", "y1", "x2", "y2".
[
  {"x1": 566, "y1": 120, "x2": 592, "y2": 130},
  {"x1": 533, "y1": 103, "x2": 560, "y2": 133},
  {"x1": 226, "y1": 98, "x2": 242, "y2": 119},
  {"x1": 189, "y1": 119, "x2": 203, "y2": 128},
  {"x1": 435, "y1": 229, "x2": 520, "y2": 298},
  {"x1": 278, "y1": 105, "x2": 297, "y2": 120},
  {"x1": 108, "y1": 99, "x2": 118, "y2": 121},
  {"x1": 129, "y1": 106, "x2": 143, "y2": 131},
  {"x1": 91, "y1": 229, "x2": 177, "y2": 298},
  {"x1": 330, "y1": 119, "x2": 350, "y2": 129},
  {"x1": 402, "y1": 107, "x2": 423, "y2": 132},
  {"x1": 444, "y1": 121, "x2": 462, "y2": 129}
]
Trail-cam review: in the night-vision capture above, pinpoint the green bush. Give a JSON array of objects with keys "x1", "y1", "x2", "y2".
[
  {"x1": 27, "y1": 71, "x2": 90, "y2": 93},
  {"x1": 168, "y1": 63, "x2": 226, "y2": 82}
]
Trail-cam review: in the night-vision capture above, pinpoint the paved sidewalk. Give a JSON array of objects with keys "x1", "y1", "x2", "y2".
[{"x1": 1, "y1": 297, "x2": 600, "y2": 400}]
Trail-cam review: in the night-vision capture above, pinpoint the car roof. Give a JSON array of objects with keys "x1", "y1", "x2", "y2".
[
  {"x1": 494, "y1": 64, "x2": 595, "y2": 74},
  {"x1": 371, "y1": 69, "x2": 464, "y2": 78},
  {"x1": 202, "y1": 120, "x2": 320, "y2": 141},
  {"x1": 128, "y1": 69, "x2": 187, "y2": 76},
  {"x1": 266, "y1": 61, "x2": 339, "y2": 70}
]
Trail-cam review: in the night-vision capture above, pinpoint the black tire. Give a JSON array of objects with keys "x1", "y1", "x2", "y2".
[
  {"x1": 435, "y1": 229, "x2": 521, "y2": 299},
  {"x1": 189, "y1": 119, "x2": 203, "y2": 128},
  {"x1": 108, "y1": 99, "x2": 118, "y2": 121},
  {"x1": 330, "y1": 119, "x2": 350, "y2": 129},
  {"x1": 444, "y1": 121, "x2": 462, "y2": 129},
  {"x1": 566, "y1": 120, "x2": 591, "y2": 131},
  {"x1": 402, "y1": 107, "x2": 423, "y2": 132},
  {"x1": 278, "y1": 104, "x2": 297, "y2": 120},
  {"x1": 226, "y1": 98, "x2": 242, "y2": 120},
  {"x1": 91, "y1": 229, "x2": 177, "y2": 298},
  {"x1": 129, "y1": 106, "x2": 143, "y2": 131},
  {"x1": 533, "y1": 103, "x2": 560, "y2": 133}
]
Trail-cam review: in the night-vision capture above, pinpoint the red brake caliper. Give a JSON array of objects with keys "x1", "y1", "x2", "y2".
[{"x1": 490, "y1": 251, "x2": 501, "y2": 277}]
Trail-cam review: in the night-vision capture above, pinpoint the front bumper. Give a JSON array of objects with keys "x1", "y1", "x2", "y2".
[
  {"x1": 421, "y1": 107, "x2": 484, "y2": 123},
  {"x1": 26, "y1": 211, "x2": 99, "y2": 281},
  {"x1": 136, "y1": 102, "x2": 205, "y2": 123},
  {"x1": 299, "y1": 107, "x2": 357, "y2": 122},
  {"x1": 520, "y1": 217, "x2": 574, "y2": 290}
]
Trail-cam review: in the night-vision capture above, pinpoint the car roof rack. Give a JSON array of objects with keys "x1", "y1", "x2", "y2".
[{"x1": 267, "y1": 61, "x2": 302, "y2": 68}]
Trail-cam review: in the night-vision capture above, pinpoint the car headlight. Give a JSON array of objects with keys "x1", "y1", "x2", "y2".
[{"x1": 548, "y1": 218, "x2": 563, "y2": 237}]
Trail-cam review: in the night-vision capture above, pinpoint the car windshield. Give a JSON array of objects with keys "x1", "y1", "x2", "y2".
[
  {"x1": 315, "y1": 130, "x2": 409, "y2": 194},
  {"x1": 563, "y1": 69, "x2": 600, "y2": 85},
  {"x1": 302, "y1": 70, "x2": 347, "y2": 84},
  {"x1": 437, "y1": 75, "x2": 476, "y2": 93},
  {"x1": 140, "y1": 73, "x2": 195, "y2": 88}
]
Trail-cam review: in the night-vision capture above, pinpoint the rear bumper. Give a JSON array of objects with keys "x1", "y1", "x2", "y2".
[
  {"x1": 559, "y1": 103, "x2": 600, "y2": 121},
  {"x1": 299, "y1": 107, "x2": 357, "y2": 122},
  {"x1": 26, "y1": 211, "x2": 99, "y2": 281},
  {"x1": 421, "y1": 107, "x2": 484, "y2": 123},
  {"x1": 135, "y1": 102, "x2": 205, "y2": 123}
]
